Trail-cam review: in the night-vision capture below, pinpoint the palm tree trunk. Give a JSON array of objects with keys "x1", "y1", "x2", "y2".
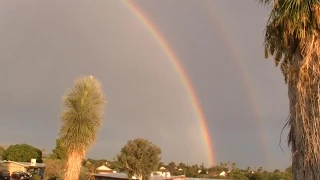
[
  {"x1": 64, "y1": 151, "x2": 84, "y2": 180},
  {"x1": 288, "y1": 38, "x2": 320, "y2": 180}
]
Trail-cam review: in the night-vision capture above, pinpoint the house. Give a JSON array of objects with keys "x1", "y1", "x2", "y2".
[
  {"x1": 219, "y1": 171, "x2": 227, "y2": 177},
  {"x1": 157, "y1": 167, "x2": 171, "y2": 178},
  {"x1": 95, "y1": 172, "x2": 186, "y2": 180},
  {"x1": 153, "y1": 170, "x2": 171, "y2": 178},
  {"x1": 0, "y1": 159, "x2": 45, "y2": 176},
  {"x1": 96, "y1": 163, "x2": 114, "y2": 174}
]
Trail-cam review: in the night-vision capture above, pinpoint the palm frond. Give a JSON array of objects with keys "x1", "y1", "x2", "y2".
[
  {"x1": 59, "y1": 75, "x2": 106, "y2": 153},
  {"x1": 257, "y1": 0, "x2": 273, "y2": 5},
  {"x1": 261, "y1": 0, "x2": 320, "y2": 83}
]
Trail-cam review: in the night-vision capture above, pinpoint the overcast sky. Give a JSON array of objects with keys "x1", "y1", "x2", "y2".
[{"x1": 0, "y1": 0, "x2": 290, "y2": 170}]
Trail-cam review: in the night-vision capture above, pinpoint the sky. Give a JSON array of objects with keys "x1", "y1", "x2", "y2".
[{"x1": 0, "y1": 0, "x2": 291, "y2": 170}]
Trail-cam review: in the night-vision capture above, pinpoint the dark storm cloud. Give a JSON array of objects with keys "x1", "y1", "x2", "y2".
[{"x1": 0, "y1": 0, "x2": 290, "y2": 170}]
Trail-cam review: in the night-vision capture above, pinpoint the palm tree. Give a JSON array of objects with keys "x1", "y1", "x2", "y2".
[
  {"x1": 246, "y1": 167, "x2": 251, "y2": 173},
  {"x1": 41, "y1": 148, "x2": 45, "y2": 158},
  {"x1": 231, "y1": 163, "x2": 236, "y2": 171},
  {"x1": 59, "y1": 75, "x2": 106, "y2": 180},
  {"x1": 260, "y1": 0, "x2": 320, "y2": 179}
]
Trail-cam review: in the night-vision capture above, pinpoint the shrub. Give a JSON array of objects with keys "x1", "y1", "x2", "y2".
[{"x1": 30, "y1": 174, "x2": 41, "y2": 180}]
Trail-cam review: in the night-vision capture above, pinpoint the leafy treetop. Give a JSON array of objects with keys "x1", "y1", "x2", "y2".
[
  {"x1": 2, "y1": 144, "x2": 43, "y2": 163},
  {"x1": 0, "y1": 146, "x2": 5, "y2": 157},
  {"x1": 117, "y1": 138, "x2": 161, "y2": 180},
  {"x1": 49, "y1": 138, "x2": 67, "y2": 160}
]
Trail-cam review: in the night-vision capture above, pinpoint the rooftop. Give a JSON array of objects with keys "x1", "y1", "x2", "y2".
[
  {"x1": 0, "y1": 160, "x2": 46, "y2": 168},
  {"x1": 96, "y1": 165, "x2": 112, "y2": 171},
  {"x1": 95, "y1": 173, "x2": 128, "y2": 179}
]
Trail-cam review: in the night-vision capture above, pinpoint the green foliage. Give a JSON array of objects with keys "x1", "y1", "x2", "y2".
[
  {"x1": 231, "y1": 162, "x2": 237, "y2": 171},
  {"x1": 268, "y1": 172, "x2": 291, "y2": 180},
  {"x1": 199, "y1": 162, "x2": 207, "y2": 174},
  {"x1": 49, "y1": 139, "x2": 67, "y2": 160},
  {"x1": 260, "y1": 0, "x2": 320, "y2": 83},
  {"x1": 0, "y1": 146, "x2": 5, "y2": 158},
  {"x1": 246, "y1": 171, "x2": 292, "y2": 180},
  {"x1": 2, "y1": 144, "x2": 43, "y2": 163},
  {"x1": 82, "y1": 158, "x2": 118, "y2": 174},
  {"x1": 176, "y1": 163, "x2": 293, "y2": 180},
  {"x1": 185, "y1": 164, "x2": 200, "y2": 178},
  {"x1": 284, "y1": 166, "x2": 292, "y2": 174},
  {"x1": 248, "y1": 173, "x2": 265, "y2": 180},
  {"x1": 177, "y1": 162, "x2": 186, "y2": 169},
  {"x1": 117, "y1": 138, "x2": 161, "y2": 180},
  {"x1": 59, "y1": 76, "x2": 106, "y2": 180},
  {"x1": 45, "y1": 163, "x2": 91, "y2": 180},
  {"x1": 207, "y1": 165, "x2": 224, "y2": 176},
  {"x1": 79, "y1": 166, "x2": 90, "y2": 180},
  {"x1": 43, "y1": 159, "x2": 66, "y2": 180},
  {"x1": 108, "y1": 160, "x2": 124, "y2": 172},
  {"x1": 167, "y1": 162, "x2": 176, "y2": 174},
  {"x1": 158, "y1": 162, "x2": 165, "y2": 169},
  {"x1": 230, "y1": 168, "x2": 248, "y2": 180},
  {"x1": 59, "y1": 75, "x2": 106, "y2": 153},
  {"x1": 84, "y1": 158, "x2": 108, "y2": 167},
  {"x1": 44, "y1": 155, "x2": 293, "y2": 180},
  {"x1": 30, "y1": 174, "x2": 41, "y2": 180}
]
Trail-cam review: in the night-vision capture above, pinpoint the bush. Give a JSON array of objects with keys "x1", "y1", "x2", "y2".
[
  {"x1": 44, "y1": 159, "x2": 65, "y2": 179},
  {"x1": 30, "y1": 174, "x2": 41, "y2": 180},
  {"x1": 79, "y1": 166, "x2": 90, "y2": 180},
  {"x1": 2, "y1": 144, "x2": 43, "y2": 162}
]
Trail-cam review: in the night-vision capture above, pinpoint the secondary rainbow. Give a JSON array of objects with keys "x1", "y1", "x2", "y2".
[
  {"x1": 121, "y1": 0, "x2": 215, "y2": 166},
  {"x1": 204, "y1": 1, "x2": 270, "y2": 166}
]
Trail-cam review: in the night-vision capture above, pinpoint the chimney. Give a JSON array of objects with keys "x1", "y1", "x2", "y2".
[{"x1": 31, "y1": 159, "x2": 36, "y2": 166}]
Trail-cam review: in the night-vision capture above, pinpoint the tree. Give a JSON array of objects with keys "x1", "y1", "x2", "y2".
[
  {"x1": 208, "y1": 165, "x2": 223, "y2": 175},
  {"x1": 248, "y1": 173, "x2": 264, "y2": 180},
  {"x1": 117, "y1": 138, "x2": 162, "y2": 180},
  {"x1": 0, "y1": 146, "x2": 5, "y2": 158},
  {"x1": 177, "y1": 162, "x2": 186, "y2": 175},
  {"x1": 30, "y1": 174, "x2": 41, "y2": 180},
  {"x1": 158, "y1": 162, "x2": 165, "y2": 169},
  {"x1": 230, "y1": 168, "x2": 248, "y2": 180},
  {"x1": 50, "y1": 138, "x2": 67, "y2": 160},
  {"x1": 259, "y1": 0, "x2": 320, "y2": 179},
  {"x1": 178, "y1": 162, "x2": 186, "y2": 169},
  {"x1": 59, "y1": 75, "x2": 106, "y2": 180},
  {"x1": 246, "y1": 167, "x2": 251, "y2": 173},
  {"x1": 79, "y1": 166, "x2": 90, "y2": 180},
  {"x1": 268, "y1": 171, "x2": 292, "y2": 180},
  {"x1": 43, "y1": 158, "x2": 66, "y2": 180},
  {"x1": 108, "y1": 159, "x2": 124, "y2": 173},
  {"x1": 167, "y1": 162, "x2": 176, "y2": 173},
  {"x1": 185, "y1": 164, "x2": 200, "y2": 178},
  {"x1": 2, "y1": 144, "x2": 43, "y2": 163},
  {"x1": 219, "y1": 162, "x2": 228, "y2": 171},
  {"x1": 284, "y1": 166, "x2": 292, "y2": 174},
  {"x1": 199, "y1": 163, "x2": 207, "y2": 174},
  {"x1": 41, "y1": 148, "x2": 46, "y2": 158},
  {"x1": 231, "y1": 162, "x2": 237, "y2": 171},
  {"x1": 273, "y1": 169, "x2": 280, "y2": 174}
]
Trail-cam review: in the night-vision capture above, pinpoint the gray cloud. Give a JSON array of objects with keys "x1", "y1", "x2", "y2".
[{"x1": 0, "y1": 0, "x2": 290, "y2": 170}]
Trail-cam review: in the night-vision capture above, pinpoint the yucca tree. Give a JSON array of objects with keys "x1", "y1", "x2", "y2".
[
  {"x1": 59, "y1": 75, "x2": 106, "y2": 180},
  {"x1": 260, "y1": 0, "x2": 320, "y2": 179}
]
